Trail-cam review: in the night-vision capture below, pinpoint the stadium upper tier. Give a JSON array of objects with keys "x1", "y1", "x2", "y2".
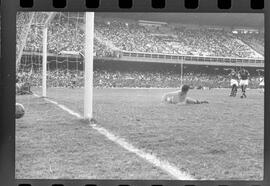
[{"x1": 17, "y1": 13, "x2": 264, "y2": 59}]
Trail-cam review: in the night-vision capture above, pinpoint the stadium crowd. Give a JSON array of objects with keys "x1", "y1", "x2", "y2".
[
  {"x1": 17, "y1": 69, "x2": 262, "y2": 89},
  {"x1": 16, "y1": 13, "x2": 264, "y2": 90},
  {"x1": 234, "y1": 32, "x2": 264, "y2": 55},
  {"x1": 17, "y1": 13, "x2": 113, "y2": 57},
  {"x1": 95, "y1": 18, "x2": 263, "y2": 58},
  {"x1": 17, "y1": 13, "x2": 264, "y2": 59}
]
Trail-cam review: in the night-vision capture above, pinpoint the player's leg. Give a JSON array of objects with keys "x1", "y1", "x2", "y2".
[
  {"x1": 243, "y1": 85, "x2": 247, "y2": 98},
  {"x1": 240, "y1": 80, "x2": 244, "y2": 98},
  {"x1": 240, "y1": 80, "x2": 248, "y2": 98},
  {"x1": 230, "y1": 79, "x2": 237, "y2": 97},
  {"x1": 259, "y1": 81, "x2": 264, "y2": 92},
  {"x1": 240, "y1": 85, "x2": 244, "y2": 98},
  {"x1": 230, "y1": 84, "x2": 234, "y2": 97},
  {"x1": 234, "y1": 80, "x2": 238, "y2": 97},
  {"x1": 233, "y1": 84, "x2": 237, "y2": 97},
  {"x1": 186, "y1": 97, "x2": 209, "y2": 104},
  {"x1": 244, "y1": 80, "x2": 249, "y2": 98},
  {"x1": 185, "y1": 97, "x2": 197, "y2": 104},
  {"x1": 230, "y1": 84, "x2": 237, "y2": 97}
]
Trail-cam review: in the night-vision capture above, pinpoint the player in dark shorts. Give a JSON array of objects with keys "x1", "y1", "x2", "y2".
[
  {"x1": 239, "y1": 68, "x2": 250, "y2": 98},
  {"x1": 228, "y1": 69, "x2": 239, "y2": 97}
]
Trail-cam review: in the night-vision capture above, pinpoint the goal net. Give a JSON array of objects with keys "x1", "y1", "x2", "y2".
[{"x1": 16, "y1": 12, "x2": 94, "y2": 119}]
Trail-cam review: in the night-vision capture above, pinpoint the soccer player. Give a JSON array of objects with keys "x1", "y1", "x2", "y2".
[
  {"x1": 259, "y1": 76, "x2": 264, "y2": 89},
  {"x1": 16, "y1": 76, "x2": 32, "y2": 95},
  {"x1": 257, "y1": 70, "x2": 264, "y2": 90},
  {"x1": 228, "y1": 69, "x2": 238, "y2": 97},
  {"x1": 239, "y1": 68, "x2": 250, "y2": 98},
  {"x1": 162, "y1": 85, "x2": 209, "y2": 104}
]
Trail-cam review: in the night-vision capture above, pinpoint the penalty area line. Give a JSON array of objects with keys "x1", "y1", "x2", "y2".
[{"x1": 32, "y1": 93, "x2": 195, "y2": 180}]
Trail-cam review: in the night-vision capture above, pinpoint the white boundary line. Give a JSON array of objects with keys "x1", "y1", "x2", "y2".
[{"x1": 33, "y1": 93, "x2": 195, "y2": 180}]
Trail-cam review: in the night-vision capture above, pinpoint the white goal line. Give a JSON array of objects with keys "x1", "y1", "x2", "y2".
[{"x1": 32, "y1": 93, "x2": 195, "y2": 180}]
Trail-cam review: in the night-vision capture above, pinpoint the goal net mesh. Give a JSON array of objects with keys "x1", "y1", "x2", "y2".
[{"x1": 16, "y1": 12, "x2": 86, "y2": 88}]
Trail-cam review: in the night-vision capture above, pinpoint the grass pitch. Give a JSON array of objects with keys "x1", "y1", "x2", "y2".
[{"x1": 16, "y1": 88, "x2": 264, "y2": 180}]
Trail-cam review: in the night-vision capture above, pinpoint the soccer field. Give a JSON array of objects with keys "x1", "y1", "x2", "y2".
[{"x1": 16, "y1": 88, "x2": 264, "y2": 180}]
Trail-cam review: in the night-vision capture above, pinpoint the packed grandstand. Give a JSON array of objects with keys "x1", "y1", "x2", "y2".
[{"x1": 16, "y1": 13, "x2": 264, "y2": 89}]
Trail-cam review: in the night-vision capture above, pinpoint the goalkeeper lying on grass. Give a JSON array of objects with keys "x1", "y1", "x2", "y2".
[{"x1": 162, "y1": 85, "x2": 209, "y2": 104}]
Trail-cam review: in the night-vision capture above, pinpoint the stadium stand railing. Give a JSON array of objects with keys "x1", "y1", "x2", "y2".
[{"x1": 120, "y1": 51, "x2": 264, "y2": 67}]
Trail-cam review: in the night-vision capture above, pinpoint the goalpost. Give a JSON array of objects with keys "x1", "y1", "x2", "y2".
[
  {"x1": 17, "y1": 12, "x2": 95, "y2": 121},
  {"x1": 84, "y1": 12, "x2": 94, "y2": 120},
  {"x1": 41, "y1": 12, "x2": 94, "y2": 120},
  {"x1": 41, "y1": 12, "x2": 57, "y2": 97},
  {"x1": 42, "y1": 26, "x2": 48, "y2": 97}
]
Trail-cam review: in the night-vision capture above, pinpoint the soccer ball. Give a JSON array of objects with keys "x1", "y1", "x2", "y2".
[{"x1": 16, "y1": 103, "x2": 25, "y2": 119}]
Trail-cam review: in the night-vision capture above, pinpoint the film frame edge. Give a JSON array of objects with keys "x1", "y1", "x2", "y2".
[{"x1": 1, "y1": 0, "x2": 269, "y2": 186}]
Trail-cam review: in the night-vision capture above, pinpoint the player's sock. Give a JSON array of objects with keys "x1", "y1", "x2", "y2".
[
  {"x1": 230, "y1": 85, "x2": 235, "y2": 96},
  {"x1": 202, "y1": 101, "x2": 209, "y2": 104},
  {"x1": 196, "y1": 100, "x2": 209, "y2": 104},
  {"x1": 240, "y1": 86, "x2": 244, "y2": 98},
  {"x1": 243, "y1": 91, "x2": 247, "y2": 98},
  {"x1": 240, "y1": 90, "x2": 246, "y2": 98},
  {"x1": 243, "y1": 86, "x2": 247, "y2": 98},
  {"x1": 230, "y1": 88, "x2": 234, "y2": 96},
  {"x1": 234, "y1": 87, "x2": 237, "y2": 97},
  {"x1": 233, "y1": 85, "x2": 237, "y2": 97}
]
